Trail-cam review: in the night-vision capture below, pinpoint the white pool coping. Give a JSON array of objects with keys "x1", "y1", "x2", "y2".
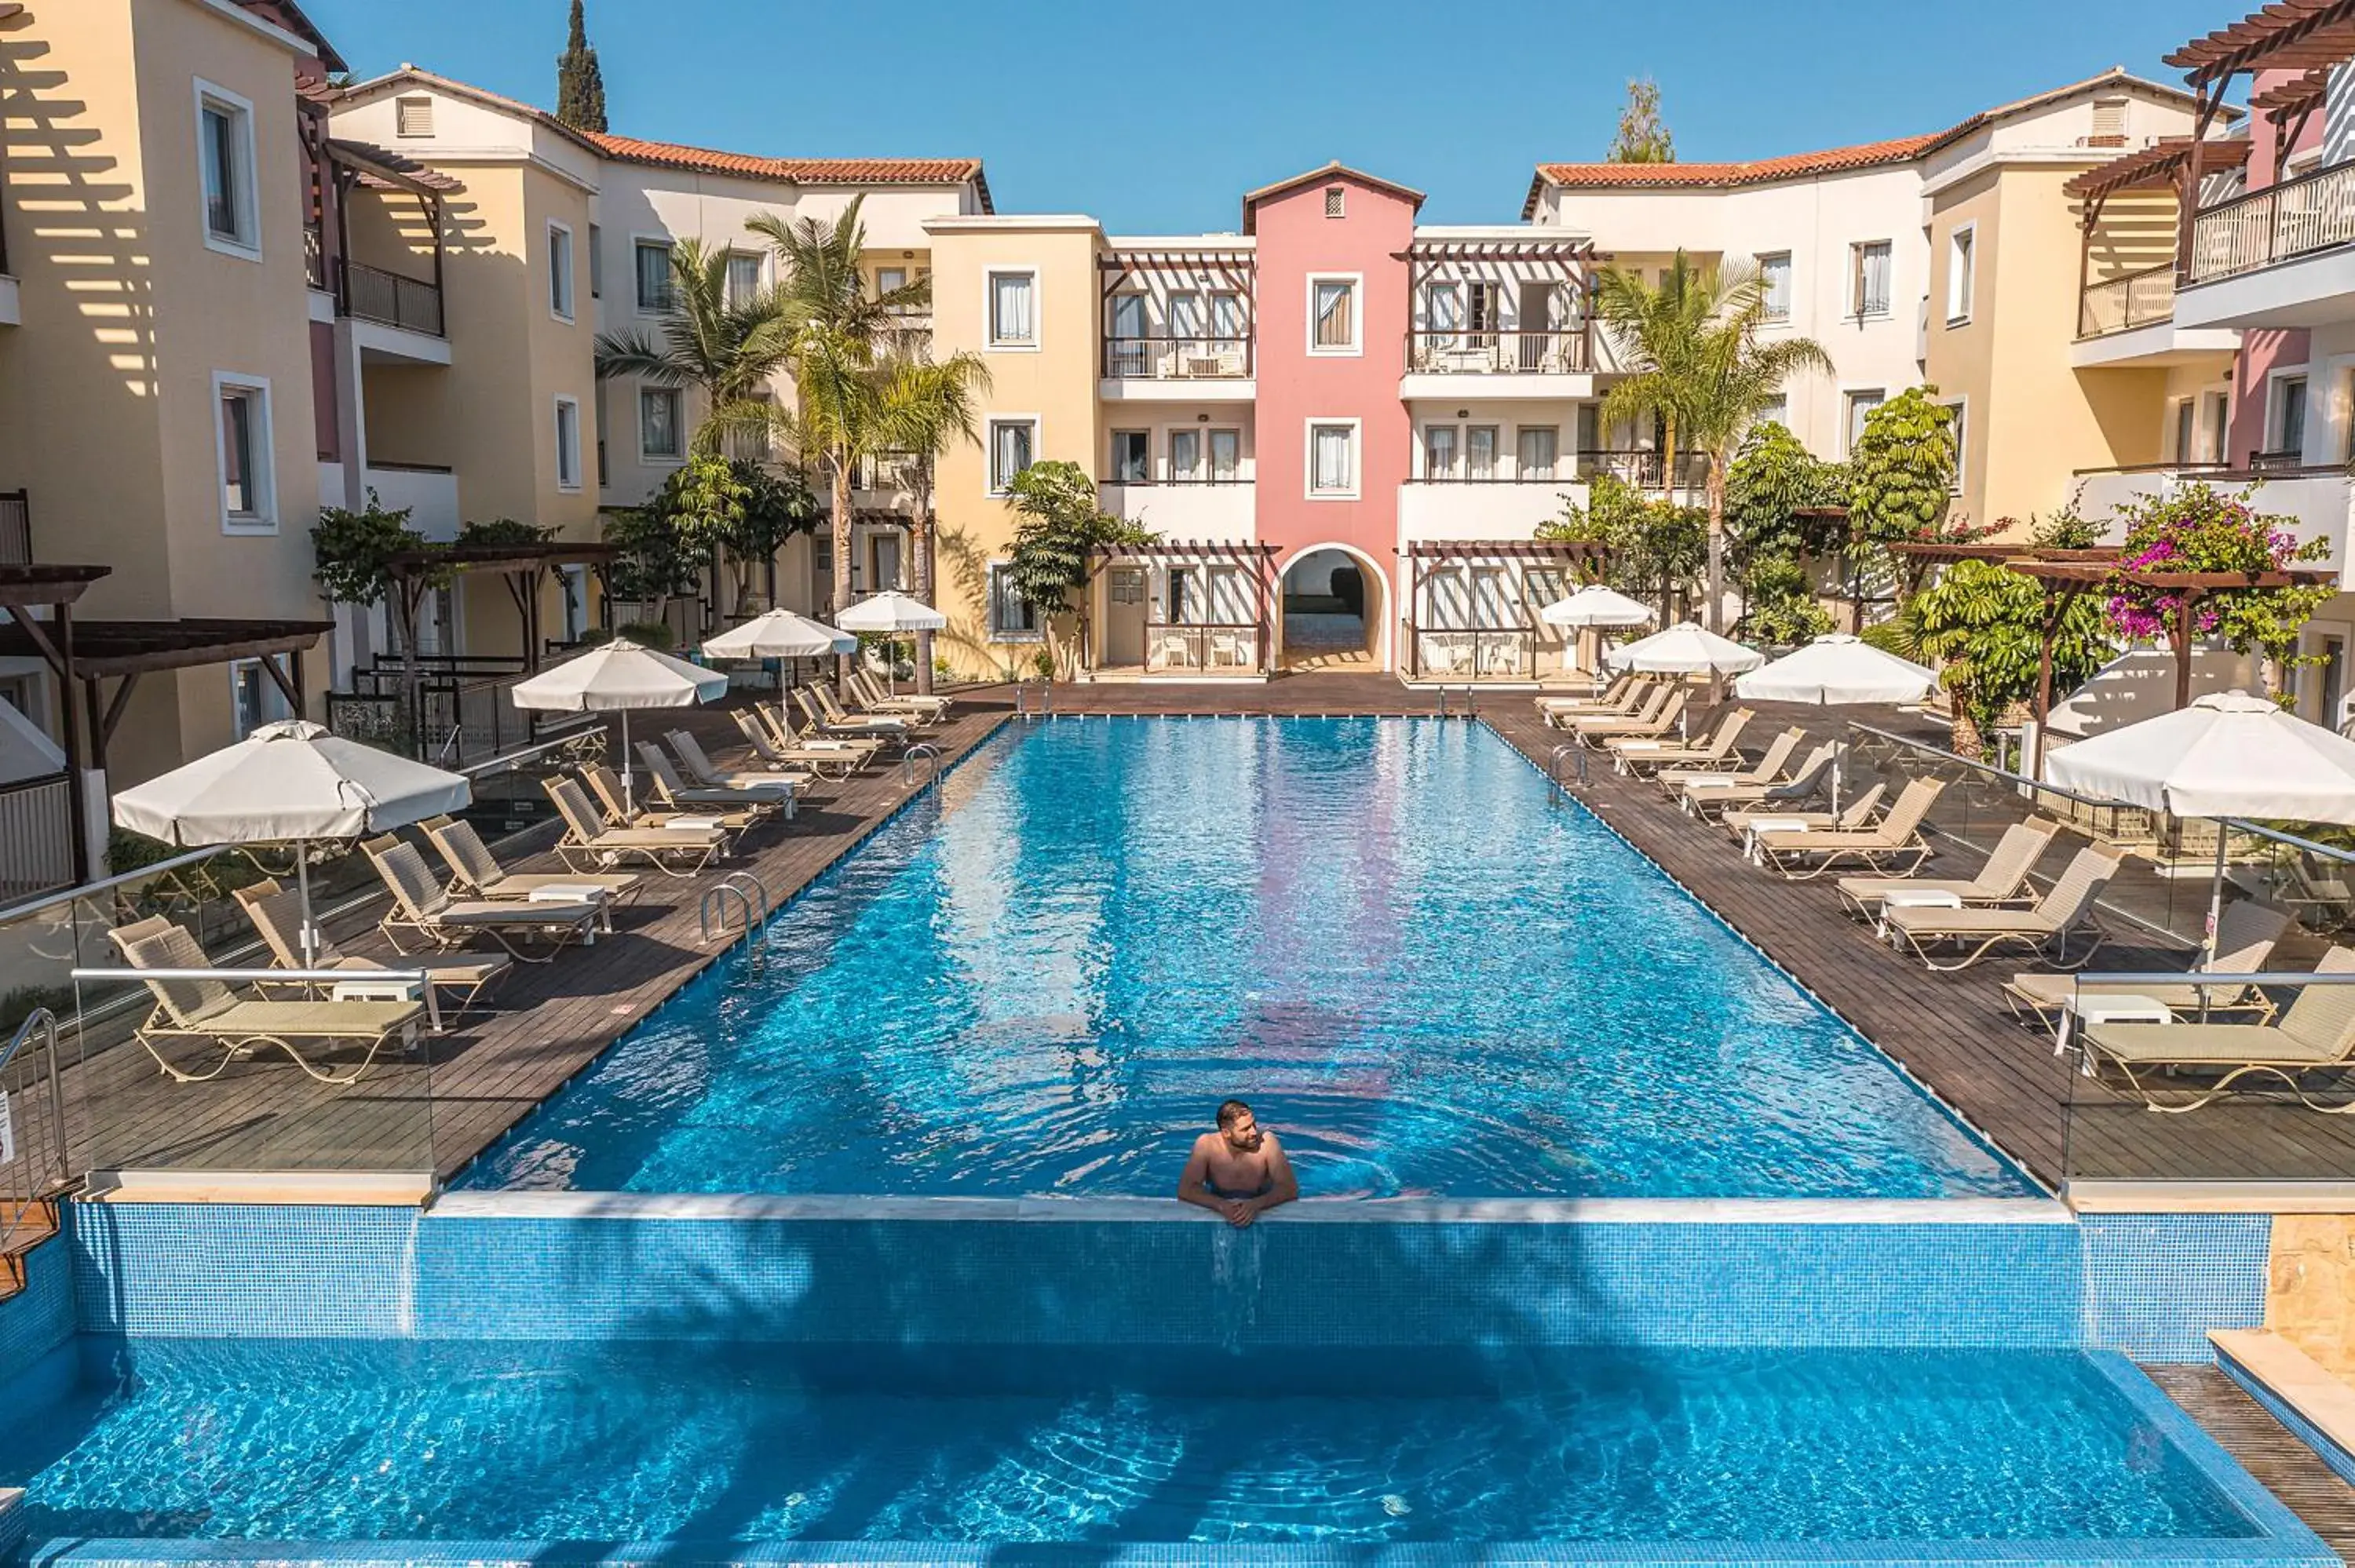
[{"x1": 424, "y1": 1191, "x2": 2078, "y2": 1225}]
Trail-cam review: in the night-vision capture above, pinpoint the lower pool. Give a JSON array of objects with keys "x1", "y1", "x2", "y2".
[
  {"x1": 466, "y1": 717, "x2": 2031, "y2": 1200},
  {"x1": 0, "y1": 1337, "x2": 2317, "y2": 1558}
]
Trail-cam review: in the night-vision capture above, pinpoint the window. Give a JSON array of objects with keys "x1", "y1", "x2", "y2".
[
  {"x1": 229, "y1": 660, "x2": 283, "y2": 741},
  {"x1": 1170, "y1": 428, "x2": 1202, "y2": 482},
  {"x1": 987, "y1": 270, "x2": 1037, "y2": 348},
  {"x1": 1169, "y1": 290, "x2": 1205, "y2": 343},
  {"x1": 2208, "y1": 392, "x2": 2233, "y2": 465},
  {"x1": 546, "y1": 222, "x2": 575, "y2": 321},
  {"x1": 588, "y1": 224, "x2": 602, "y2": 298},
  {"x1": 1109, "y1": 293, "x2": 1146, "y2": 339},
  {"x1": 1844, "y1": 388, "x2": 1886, "y2": 454},
  {"x1": 1946, "y1": 224, "x2": 1974, "y2": 324},
  {"x1": 214, "y1": 374, "x2": 275, "y2": 531},
  {"x1": 988, "y1": 418, "x2": 1037, "y2": 494},
  {"x1": 1112, "y1": 430, "x2": 1149, "y2": 483},
  {"x1": 1324, "y1": 185, "x2": 1345, "y2": 218},
  {"x1": 1423, "y1": 424, "x2": 1459, "y2": 479},
  {"x1": 196, "y1": 83, "x2": 259, "y2": 256},
  {"x1": 1425, "y1": 283, "x2": 1464, "y2": 344},
  {"x1": 1210, "y1": 292, "x2": 1245, "y2": 352},
  {"x1": 2272, "y1": 374, "x2": 2309, "y2": 457},
  {"x1": 1850, "y1": 241, "x2": 1892, "y2": 318},
  {"x1": 553, "y1": 396, "x2": 582, "y2": 490},
  {"x1": 1940, "y1": 399, "x2": 1967, "y2": 491},
  {"x1": 988, "y1": 563, "x2": 1041, "y2": 640},
  {"x1": 1466, "y1": 425, "x2": 1498, "y2": 480},
  {"x1": 1754, "y1": 396, "x2": 1787, "y2": 431},
  {"x1": 1758, "y1": 253, "x2": 1792, "y2": 322},
  {"x1": 875, "y1": 266, "x2": 907, "y2": 298},
  {"x1": 394, "y1": 95, "x2": 433, "y2": 138},
  {"x1": 1516, "y1": 425, "x2": 1558, "y2": 480},
  {"x1": 1308, "y1": 421, "x2": 1357, "y2": 497},
  {"x1": 2174, "y1": 399, "x2": 2197, "y2": 464},
  {"x1": 640, "y1": 386, "x2": 684, "y2": 461},
  {"x1": 1309, "y1": 277, "x2": 1358, "y2": 353},
  {"x1": 635, "y1": 240, "x2": 674, "y2": 312},
  {"x1": 726, "y1": 253, "x2": 763, "y2": 311},
  {"x1": 1209, "y1": 428, "x2": 1241, "y2": 483},
  {"x1": 593, "y1": 387, "x2": 609, "y2": 487}
]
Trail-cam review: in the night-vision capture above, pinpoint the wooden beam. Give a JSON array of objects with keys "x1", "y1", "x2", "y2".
[
  {"x1": 98, "y1": 672, "x2": 141, "y2": 749},
  {"x1": 258, "y1": 651, "x2": 302, "y2": 713}
]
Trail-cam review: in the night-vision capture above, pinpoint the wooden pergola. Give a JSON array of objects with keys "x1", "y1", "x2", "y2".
[
  {"x1": 1399, "y1": 539, "x2": 1610, "y2": 683},
  {"x1": 1084, "y1": 540, "x2": 1281, "y2": 675},
  {"x1": 2063, "y1": 137, "x2": 2250, "y2": 308},
  {"x1": 0, "y1": 566, "x2": 110, "y2": 880},
  {"x1": 2164, "y1": 0, "x2": 2355, "y2": 279}
]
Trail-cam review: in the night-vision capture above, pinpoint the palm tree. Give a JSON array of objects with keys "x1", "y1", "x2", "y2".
[
  {"x1": 751, "y1": 197, "x2": 937, "y2": 691},
  {"x1": 1596, "y1": 252, "x2": 1831, "y2": 632},
  {"x1": 877, "y1": 354, "x2": 991, "y2": 693}
]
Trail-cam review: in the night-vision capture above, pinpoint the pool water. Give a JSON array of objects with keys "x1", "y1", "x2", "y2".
[
  {"x1": 0, "y1": 1339, "x2": 2265, "y2": 1547},
  {"x1": 467, "y1": 717, "x2": 2032, "y2": 1199}
]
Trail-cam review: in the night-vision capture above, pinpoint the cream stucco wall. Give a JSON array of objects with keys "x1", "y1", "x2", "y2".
[
  {"x1": 1, "y1": 0, "x2": 333, "y2": 782},
  {"x1": 926, "y1": 217, "x2": 1102, "y2": 679}
]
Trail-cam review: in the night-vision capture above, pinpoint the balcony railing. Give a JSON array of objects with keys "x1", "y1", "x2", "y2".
[
  {"x1": 1404, "y1": 329, "x2": 1592, "y2": 375},
  {"x1": 2190, "y1": 160, "x2": 2355, "y2": 286},
  {"x1": 1576, "y1": 449, "x2": 1711, "y2": 491},
  {"x1": 2078, "y1": 263, "x2": 2177, "y2": 338},
  {"x1": 303, "y1": 223, "x2": 327, "y2": 291},
  {"x1": 1102, "y1": 336, "x2": 1252, "y2": 380},
  {"x1": 339, "y1": 258, "x2": 444, "y2": 337},
  {"x1": 0, "y1": 490, "x2": 28, "y2": 567}
]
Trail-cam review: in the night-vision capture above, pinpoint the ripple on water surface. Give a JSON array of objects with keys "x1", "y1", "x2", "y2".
[{"x1": 466, "y1": 718, "x2": 2033, "y2": 1198}]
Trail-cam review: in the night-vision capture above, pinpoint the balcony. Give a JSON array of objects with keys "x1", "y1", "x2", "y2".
[
  {"x1": 0, "y1": 490, "x2": 29, "y2": 565},
  {"x1": 1100, "y1": 337, "x2": 1254, "y2": 402},
  {"x1": 1398, "y1": 480, "x2": 1583, "y2": 542},
  {"x1": 2179, "y1": 161, "x2": 2355, "y2": 330},
  {"x1": 1577, "y1": 449, "x2": 1711, "y2": 494},
  {"x1": 338, "y1": 259, "x2": 447, "y2": 363},
  {"x1": 1097, "y1": 480, "x2": 1254, "y2": 541},
  {"x1": 1400, "y1": 329, "x2": 1595, "y2": 399},
  {"x1": 2072, "y1": 263, "x2": 2239, "y2": 367},
  {"x1": 2075, "y1": 461, "x2": 2350, "y2": 574}
]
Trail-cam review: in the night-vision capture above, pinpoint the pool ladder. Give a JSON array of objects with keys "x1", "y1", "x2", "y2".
[
  {"x1": 1013, "y1": 680, "x2": 1054, "y2": 721},
  {"x1": 902, "y1": 741, "x2": 943, "y2": 793},
  {"x1": 698, "y1": 870, "x2": 771, "y2": 961},
  {"x1": 1546, "y1": 742, "x2": 1589, "y2": 794},
  {"x1": 1433, "y1": 685, "x2": 1475, "y2": 720}
]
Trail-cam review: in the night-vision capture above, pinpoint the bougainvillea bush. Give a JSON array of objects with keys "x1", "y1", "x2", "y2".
[{"x1": 2104, "y1": 485, "x2": 2332, "y2": 683}]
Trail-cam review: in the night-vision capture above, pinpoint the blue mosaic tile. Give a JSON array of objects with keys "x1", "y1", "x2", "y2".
[
  {"x1": 70, "y1": 1205, "x2": 414, "y2": 1339},
  {"x1": 2080, "y1": 1214, "x2": 2272, "y2": 1362},
  {"x1": 0, "y1": 1222, "x2": 74, "y2": 1385}
]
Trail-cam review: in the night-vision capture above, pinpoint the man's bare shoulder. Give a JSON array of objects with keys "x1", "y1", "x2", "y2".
[{"x1": 1188, "y1": 1132, "x2": 1224, "y2": 1157}]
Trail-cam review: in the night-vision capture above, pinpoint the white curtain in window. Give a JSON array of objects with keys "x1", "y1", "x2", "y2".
[
  {"x1": 1111, "y1": 294, "x2": 1146, "y2": 338},
  {"x1": 1517, "y1": 427, "x2": 1557, "y2": 480},
  {"x1": 1209, "y1": 428, "x2": 1240, "y2": 482},
  {"x1": 992, "y1": 421, "x2": 1033, "y2": 488},
  {"x1": 992, "y1": 274, "x2": 1034, "y2": 342},
  {"x1": 1210, "y1": 293, "x2": 1244, "y2": 349},
  {"x1": 1424, "y1": 567, "x2": 1470, "y2": 629},
  {"x1": 1424, "y1": 425, "x2": 1458, "y2": 478},
  {"x1": 1170, "y1": 429, "x2": 1202, "y2": 481},
  {"x1": 1426, "y1": 285, "x2": 1463, "y2": 339},
  {"x1": 990, "y1": 565, "x2": 1035, "y2": 634},
  {"x1": 1466, "y1": 426, "x2": 1497, "y2": 480},
  {"x1": 1857, "y1": 243, "x2": 1891, "y2": 315},
  {"x1": 1207, "y1": 567, "x2": 1250, "y2": 624},
  {"x1": 1761, "y1": 255, "x2": 1791, "y2": 319},
  {"x1": 1314, "y1": 283, "x2": 1353, "y2": 348},
  {"x1": 1313, "y1": 425, "x2": 1353, "y2": 491},
  {"x1": 1472, "y1": 567, "x2": 1512, "y2": 628},
  {"x1": 1170, "y1": 292, "x2": 1205, "y2": 341},
  {"x1": 637, "y1": 244, "x2": 672, "y2": 308},
  {"x1": 728, "y1": 253, "x2": 762, "y2": 310}
]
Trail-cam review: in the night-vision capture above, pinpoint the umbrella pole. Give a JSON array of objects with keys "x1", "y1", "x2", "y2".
[
  {"x1": 295, "y1": 841, "x2": 317, "y2": 967},
  {"x1": 619, "y1": 711, "x2": 633, "y2": 818},
  {"x1": 2206, "y1": 821, "x2": 2227, "y2": 961}
]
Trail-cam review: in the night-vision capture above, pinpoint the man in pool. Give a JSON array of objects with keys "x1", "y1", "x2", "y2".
[{"x1": 1178, "y1": 1099, "x2": 1298, "y2": 1227}]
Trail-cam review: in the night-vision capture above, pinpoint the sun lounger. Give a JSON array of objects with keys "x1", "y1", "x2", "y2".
[
  {"x1": 545, "y1": 775, "x2": 727, "y2": 878},
  {"x1": 1722, "y1": 782, "x2": 1884, "y2": 841},
  {"x1": 1680, "y1": 742, "x2": 1833, "y2": 821},
  {"x1": 748, "y1": 702, "x2": 884, "y2": 768},
  {"x1": 364, "y1": 835, "x2": 606, "y2": 961},
  {"x1": 2075, "y1": 946, "x2": 2355, "y2": 1113},
  {"x1": 795, "y1": 687, "x2": 905, "y2": 742},
  {"x1": 1658, "y1": 727, "x2": 1804, "y2": 797},
  {"x1": 628, "y1": 749, "x2": 773, "y2": 830},
  {"x1": 647, "y1": 738, "x2": 794, "y2": 811},
  {"x1": 579, "y1": 764, "x2": 733, "y2": 835},
  {"x1": 666, "y1": 729, "x2": 808, "y2": 802},
  {"x1": 1881, "y1": 844, "x2": 2123, "y2": 972},
  {"x1": 107, "y1": 916, "x2": 425, "y2": 1085},
  {"x1": 1537, "y1": 673, "x2": 1642, "y2": 718},
  {"x1": 1748, "y1": 777, "x2": 1946, "y2": 880},
  {"x1": 734, "y1": 710, "x2": 871, "y2": 779},
  {"x1": 2005, "y1": 900, "x2": 2291, "y2": 1034},
  {"x1": 851, "y1": 670, "x2": 951, "y2": 720},
  {"x1": 420, "y1": 815, "x2": 639, "y2": 906},
  {"x1": 1610, "y1": 709, "x2": 1750, "y2": 776},
  {"x1": 810, "y1": 683, "x2": 928, "y2": 735},
  {"x1": 1836, "y1": 818, "x2": 2061, "y2": 919},
  {"x1": 233, "y1": 877, "x2": 506, "y2": 1025},
  {"x1": 1573, "y1": 687, "x2": 1685, "y2": 746}
]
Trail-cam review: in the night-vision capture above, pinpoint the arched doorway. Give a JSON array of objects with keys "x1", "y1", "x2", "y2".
[{"x1": 1279, "y1": 545, "x2": 1388, "y2": 672}]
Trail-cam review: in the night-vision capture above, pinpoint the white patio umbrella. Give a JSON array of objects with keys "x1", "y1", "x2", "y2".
[
  {"x1": 703, "y1": 610, "x2": 858, "y2": 739},
  {"x1": 834, "y1": 591, "x2": 948, "y2": 691},
  {"x1": 2046, "y1": 691, "x2": 2355, "y2": 953},
  {"x1": 1605, "y1": 621, "x2": 1765, "y2": 676},
  {"x1": 1735, "y1": 635, "x2": 1938, "y2": 812},
  {"x1": 111, "y1": 720, "x2": 471, "y2": 964},
  {"x1": 1540, "y1": 586, "x2": 1656, "y2": 688},
  {"x1": 510, "y1": 642, "x2": 728, "y2": 815}
]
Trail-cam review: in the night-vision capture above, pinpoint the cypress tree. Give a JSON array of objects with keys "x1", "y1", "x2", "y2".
[{"x1": 555, "y1": 0, "x2": 608, "y2": 133}]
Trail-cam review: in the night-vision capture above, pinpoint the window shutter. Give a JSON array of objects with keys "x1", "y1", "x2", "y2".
[
  {"x1": 2090, "y1": 99, "x2": 2126, "y2": 144},
  {"x1": 396, "y1": 97, "x2": 433, "y2": 138},
  {"x1": 1324, "y1": 186, "x2": 1345, "y2": 218}
]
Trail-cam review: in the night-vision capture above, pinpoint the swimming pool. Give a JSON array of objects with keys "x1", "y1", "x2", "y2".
[
  {"x1": 0, "y1": 1337, "x2": 2315, "y2": 1555},
  {"x1": 467, "y1": 717, "x2": 2030, "y2": 1199}
]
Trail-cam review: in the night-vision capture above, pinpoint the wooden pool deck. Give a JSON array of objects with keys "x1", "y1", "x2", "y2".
[{"x1": 27, "y1": 669, "x2": 2355, "y2": 1194}]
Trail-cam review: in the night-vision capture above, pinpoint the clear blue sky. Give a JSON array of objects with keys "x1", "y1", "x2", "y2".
[{"x1": 304, "y1": 0, "x2": 2236, "y2": 232}]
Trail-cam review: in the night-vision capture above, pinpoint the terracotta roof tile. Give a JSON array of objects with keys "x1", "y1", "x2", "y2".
[
  {"x1": 1532, "y1": 133, "x2": 1941, "y2": 194},
  {"x1": 581, "y1": 133, "x2": 984, "y2": 191}
]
